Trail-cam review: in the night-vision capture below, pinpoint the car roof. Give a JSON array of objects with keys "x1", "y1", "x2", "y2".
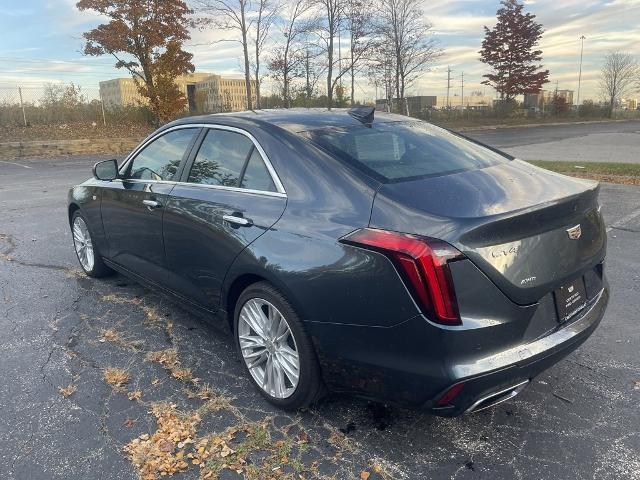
[{"x1": 170, "y1": 108, "x2": 410, "y2": 133}]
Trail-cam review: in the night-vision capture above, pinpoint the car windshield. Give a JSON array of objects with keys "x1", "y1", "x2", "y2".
[{"x1": 304, "y1": 121, "x2": 510, "y2": 182}]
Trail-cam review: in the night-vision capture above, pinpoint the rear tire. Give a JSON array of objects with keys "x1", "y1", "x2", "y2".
[
  {"x1": 234, "y1": 281, "x2": 324, "y2": 410},
  {"x1": 71, "y1": 210, "x2": 112, "y2": 278}
]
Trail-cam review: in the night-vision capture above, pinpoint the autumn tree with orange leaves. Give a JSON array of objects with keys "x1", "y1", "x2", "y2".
[
  {"x1": 77, "y1": 0, "x2": 195, "y2": 123},
  {"x1": 479, "y1": 0, "x2": 549, "y2": 102}
]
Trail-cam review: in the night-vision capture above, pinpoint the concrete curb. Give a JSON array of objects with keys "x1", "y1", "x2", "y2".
[
  {"x1": 0, "y1": 137, "x2": 143, "y2": 159},
  {"x1": 456, "y1": 119, "x2": 633, "y2": 132}
]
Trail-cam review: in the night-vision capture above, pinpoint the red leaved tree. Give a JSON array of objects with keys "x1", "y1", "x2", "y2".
[
  {"x1": 479, "y1": 0, "x2": 549, "y2": 101},
  {"x1": 77, "y1": 0, "x2": 195, "y2": 123}
]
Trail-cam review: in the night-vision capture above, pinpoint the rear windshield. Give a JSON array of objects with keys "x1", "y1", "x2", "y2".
[{"x1": 304, "y1": 121, "x2": 509, "y2": 182}]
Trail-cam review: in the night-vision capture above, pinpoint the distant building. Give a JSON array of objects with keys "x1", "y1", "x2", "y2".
[
  {"x1": 624, "y1": 98, "x2": 638, "y2": 110},
  {"x1": 99, "y1": 73, "x2": 255, "y2": 112},
  {"x1": 99, "y1": 77, "x2": 148, "y2": 108},
  {"x1": 376, "y1": 95, "x2": 493, "y2": 113},
  {"x1": 195, "y1": 75, "x2": 257, "y2": 113},
  {"x1": 524, "y1": 89, "x2": 574, "y2": 109}
]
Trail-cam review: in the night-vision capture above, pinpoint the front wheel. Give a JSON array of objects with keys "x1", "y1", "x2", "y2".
[
  {"x1": 71, "y1": 210, "x2": 112, "y2": 278},
  {"x1": 234, "y1": 282, "x2": 324, "y2": 410}
]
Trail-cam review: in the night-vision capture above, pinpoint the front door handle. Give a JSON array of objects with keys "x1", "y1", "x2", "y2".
[
  {"x1": 223, "y1": 214, "x2": 252, "y2": 227},
  {"x1": 143, "y1": 199, "x2": 162, "y2": 211}
]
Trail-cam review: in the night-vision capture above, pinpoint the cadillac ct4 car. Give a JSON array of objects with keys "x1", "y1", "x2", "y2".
[{"x1": 67, "y1": 108, "x2": 609, "y2": 415}]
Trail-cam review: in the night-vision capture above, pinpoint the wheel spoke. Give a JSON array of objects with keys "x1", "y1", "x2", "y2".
[
  {"x1": 277, "y1": 348, "x2": 300, "y2": 385},
  {"x1": 273, "y1": 358, "x2": 285, "y2": 397},
  {"x1": 239, "y1": 334, "x2": 266, "y2": 349},
  {"x1": 274, "y1": 315, "x2": 289, "y2": 343},
  {"x1": 73, "y1": 225, "x2": 83, "y2": 243},
  {"x1": 241, "y1": 309, "x2": 267, "y2": 340},
  {"x1": 247, "y1": 351, "x2": 268, "y2": 369},
  {"x1": 243, "y1": 347, "x2": 267, "y2": 360},
  {"x1": 263, "y1": 356, "x2": 273, "y2": 393}
]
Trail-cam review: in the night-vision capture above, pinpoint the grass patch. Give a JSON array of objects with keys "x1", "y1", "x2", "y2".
[
  {"x1": 58, "y1": 384, "x2": 77, "y2": 398},
  {"x1": 103, "y1": 367, "x2": 131, "y2": 389},
  {"x1": 527, "y1": 160, "x2": 640, "y2": 185},
  {"x1": 146, "y1": 348, "x2": 194, "y2": 384}
]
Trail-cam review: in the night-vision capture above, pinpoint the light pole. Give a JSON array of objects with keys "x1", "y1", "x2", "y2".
[{"x1": 576, "y1": 35, "x2": 586, "y2": 108}]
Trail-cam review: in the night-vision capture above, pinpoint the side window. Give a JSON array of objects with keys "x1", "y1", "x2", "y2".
[
  {"x1": 127, "y1": 128, "x2": 197, "y2": 181},
  {"x1": 241, "y1": 149, "x2": 277, "y2": 192},
  {"x1": 188, "y1": 129, "x2": 253, "y2": 187}
]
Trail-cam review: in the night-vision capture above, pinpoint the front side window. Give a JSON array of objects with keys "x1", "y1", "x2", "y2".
[
  {"x1": 188, "y1": 129, "x2": 253, "y2": 187},
  {"x1": 127, "y1": 128, "x2": 197, "y2": 181},
  {"x1": 304, "y1": 121, "x2": 509, "y2": 182}
]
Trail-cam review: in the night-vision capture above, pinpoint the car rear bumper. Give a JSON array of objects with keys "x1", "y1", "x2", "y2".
[
  {"x1": 431, "y1": 286, "x2": 608, "y2": 416},
  {"x1": 306, "y1": 283, "x2": 609, "y2": 415}
]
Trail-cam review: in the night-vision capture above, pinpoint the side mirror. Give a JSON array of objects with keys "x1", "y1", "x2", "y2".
[{"x1": 93, "y1": 159, "x2": 119, "y2": 181}]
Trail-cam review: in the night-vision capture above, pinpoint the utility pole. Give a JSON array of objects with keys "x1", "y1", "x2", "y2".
[
  {"x1": 98, "y1": 88, "x2": 107, "y2": 126},
  {"x1": 577, "y1": 35, "x2": 586, "y2": 108},
  {"x1": 18, "y1": 87, "x2": 27, "y2": 127},
  {"x1": 554, "y1": 80, "x2": 559, "y2": 117},
  {"x1": 305, "y1": 49, "x2": 311, "y2": 109},
  {"x1": 446, "y1": 67, "x2": 452, "y2": 109},
  {"x1": 460, "y1": 72, "x2": 465, "y2": 112}
]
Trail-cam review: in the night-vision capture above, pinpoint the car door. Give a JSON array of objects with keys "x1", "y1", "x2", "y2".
[
  {"x1": 100, "y1": 127, "x2": 200, "y2": 284},
  {"x1": 162, "y1": 126, "x2": 287, "y2": 310}
]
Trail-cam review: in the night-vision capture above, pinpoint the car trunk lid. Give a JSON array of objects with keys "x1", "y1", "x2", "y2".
[{"x1": 369, "y1": 160, "x2": 606, "y2": 305}]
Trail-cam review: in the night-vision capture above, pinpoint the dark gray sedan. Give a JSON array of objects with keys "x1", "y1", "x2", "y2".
[{"x1": 68, "y1": 108, "x2": 608, "y2": 415}]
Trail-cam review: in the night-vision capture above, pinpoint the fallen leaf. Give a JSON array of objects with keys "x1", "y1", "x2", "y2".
[
  {"x1": 220, "y1": 443, "x2": 235, "y2": 457},
  {"x1": 159, "y1": 440, "x2": 174, "y2": 453},
  {"x1": 127, "y1": 390, "x2": 143, "y2": 401},
  {"x1": 360, "y1": 471, "x2": 371, "y2": 480},
  {"x1": 123, "y1": 418, "x2": 136, "y2": 428}
]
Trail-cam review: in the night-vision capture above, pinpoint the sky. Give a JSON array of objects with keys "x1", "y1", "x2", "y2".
[{"x1": 1, "y1": 0, "x2": 639, "y2": 103}]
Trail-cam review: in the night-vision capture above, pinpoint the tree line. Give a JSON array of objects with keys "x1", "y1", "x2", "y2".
[
  {"x1": 77, "y1": 0, "x2": 442, "y2": 122},
  {"x1": 76, "y1": 0, "x2": 639, "y2": 123}
]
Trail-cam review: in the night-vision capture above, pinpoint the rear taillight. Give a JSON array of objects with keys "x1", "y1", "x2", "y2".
[{"x1": 340, "y1": 228, "x2": 464, "y2": 325}]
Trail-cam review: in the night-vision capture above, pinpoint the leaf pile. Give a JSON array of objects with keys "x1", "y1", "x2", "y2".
[{"x1": 123, "y1": 403, "x2": 200, "y2": 480}]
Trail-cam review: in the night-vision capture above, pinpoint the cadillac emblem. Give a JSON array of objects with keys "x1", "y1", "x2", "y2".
[{"x1": 566, "y1": 224, "x2": 582, "y2": 240}]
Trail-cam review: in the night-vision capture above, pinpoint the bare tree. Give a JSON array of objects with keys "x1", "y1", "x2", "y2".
[
  {"x1": 312, "y1": 0, "x2": 375, "y2": 108},
  {"x1": 253, "y1": 0, "x2": 278, "y2": 109},
  {"x1": 344, "y1": 0, "x2": 374, "y2": 105},
  {"x1": 377, "y1": 0, "x2": 441, "y2": 104},
  {"x1": 195, "y1": 0, "x2": 254, "y2": 110},
  {"x1": 312, "y1": 0, "x2": 341, "y2": 108},
  {"x1": 268, "y1": 0, "x2": 314, "y2": 107},
  {"x1": 599, "y1": 51, "x2": 638, "y2": 117}
]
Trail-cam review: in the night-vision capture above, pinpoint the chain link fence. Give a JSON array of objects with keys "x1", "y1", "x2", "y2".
[
  {"x1": 2, "y1": 81, "x2": 639, "y2": 131},
  {"x1": 0, "y1": 84, "x2": 154, "y2": 128}
]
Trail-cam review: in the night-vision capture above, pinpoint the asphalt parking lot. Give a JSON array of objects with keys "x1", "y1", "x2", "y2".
[
  {"x1": 466, "y1": 120, "x2": 640, "y2": 163},
  {"x1": 1, "y1": 153, "x2": 639, "y2": 480}
]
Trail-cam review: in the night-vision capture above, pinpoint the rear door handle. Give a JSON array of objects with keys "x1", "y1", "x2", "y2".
[
  {"x1": 223, "y1": 214, "x2": 252, "y2": 226},
  {"x1": 143, "y1": 199, "x2": 162, "y2": 211}
]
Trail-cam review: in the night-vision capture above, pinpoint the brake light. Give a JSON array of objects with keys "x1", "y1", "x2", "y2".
[{"x1": 340, "y1": 228, "x2": 464, "y2": 325}]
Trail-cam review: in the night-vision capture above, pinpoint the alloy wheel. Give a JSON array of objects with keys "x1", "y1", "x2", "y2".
[
  {"x1": 72, "y1": 216, "x2": 95, "y2": 272},
  {"x1": 238, "y1": 298, "x2": 300, "y2": 399}
]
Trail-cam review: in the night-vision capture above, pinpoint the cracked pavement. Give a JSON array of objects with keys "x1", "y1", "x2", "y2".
[{"x1": 1, "y1": 154, "x2": 639, "y2": 480}]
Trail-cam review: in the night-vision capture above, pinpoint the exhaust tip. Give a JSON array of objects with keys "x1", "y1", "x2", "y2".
[{"x1": 466, "y1": 380, "x2": 529, "y2": 414}]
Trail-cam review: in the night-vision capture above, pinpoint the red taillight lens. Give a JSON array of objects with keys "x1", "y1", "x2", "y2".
[{"x1": 340, "y1": 228, "x2": 464, "y2": 325}]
